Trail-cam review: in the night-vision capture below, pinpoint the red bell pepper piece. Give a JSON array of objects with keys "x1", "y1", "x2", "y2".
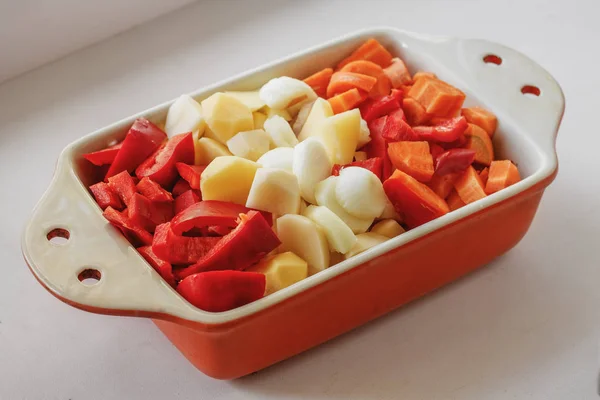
[
  {"x1": 136, "y1": 177, "x2": 173, "y2": 202},
  {"x1": 102, "y1": 206, "x2": 153, "y2": 246},
  {"x1": 175, "y1": 163, "x2": 206, "y2": 190},
  {"x1": 381, "y1": 109, "x2": 419, "y2": 142},
  {"x1": 89, "y1": 181, "x2": 123, "y2": 210},
  {"x1": 331, "y1": 157, "x2": 383, "y2": 181},
  {"x1": 359, "y1": 89, "x2": 403, "y2": 122},
  {"x1": 128, "y1": 193, "x2": 173, "y2": 233},
  {"x1": 174, "y1": 189, "x2": 201, "y2": 215},
  {"x1": 105, "y1": 118, "x2": 166, "y2": 179},
  {"x1": 172, "y1": 179, "x2": 192, "y2": 197},
  {"x1": 439, "y1": 134, "x2": 468, "y2": 150},
  {"x1": 137, "y1": 246, "x2": 176, "y2": 287},
  {"x1": 135, "y1": 132, "x2": 195, "y2": 188},
  {"x1": 83, "y1": 142, "x2": 122, "y2": 166},
  {"x1": 435, "y1": 148, "x2": 476, "y2": 176},
  {"x1": 170, "y1": 200, "x2": 273, "y2": 235},
  {"x1": 175, "y1": 211, "x2": 281, "y2": 279},
  {"x1": 207, "y1": 225, "x2": 234, "y2": 236},
  {"x1": 152, "y1": 223, "x2": 221, "y2": 265},
  {"x1": 364, "y1": 116, "x2": 393, "y2": 180},
  {"x1": 429, "y1": 143, "x2": 446, "y2": 160},
  {"x1": 107, "y1": 170, "x2": 137, "y2": 206},
  {"x1": 177, "y1": 270, "x2": 266, "y2": 312},
  {"x1": 413, "y1": 116, "x2": 468, "y2": 143}
]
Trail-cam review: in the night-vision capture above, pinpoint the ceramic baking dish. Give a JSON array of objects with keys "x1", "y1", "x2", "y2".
[{"x1": 22, "y1": 27, "x2": 564, "y2": 379}]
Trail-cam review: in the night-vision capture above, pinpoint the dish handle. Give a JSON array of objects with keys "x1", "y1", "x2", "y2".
[{"x1": 21, "y1": 151, "x2": 192, "y2": 319}]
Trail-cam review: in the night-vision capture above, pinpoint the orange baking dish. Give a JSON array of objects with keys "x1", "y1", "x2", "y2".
[{"x1": 22, "y1": 27, "x2": 564, "y2": 379}]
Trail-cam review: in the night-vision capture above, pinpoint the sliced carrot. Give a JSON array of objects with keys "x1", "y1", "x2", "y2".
[
  {"x1": 461, "y1": 107, "x2": 497, "y2": 137},
  {"x1": 387, "y1": 141, "x2": 434, "y2": 183},
  {"x1": 454, "y1": 166, "x2": 486, "y2": 204},
  {"x1": 337, "y1": 38, "x2": 393, "y2": 70},
  {"x1": 402, "y1": 97, "x2": 430, "y2": 126},
  {"x1": 303, "y1": 68, "x2": 333, "y2": 98},
  {"x1": 408, "y1": 78, "x2": 466, "y2": 118},
  {"x1": 428, "y1": 172, "x2": 460, "y2": 199},
  {"x1": 327, "y1": 72, "x2": 377, "y2": 98},
  {"x1": 383, "y1": 169, "x2": 449, "y2": 228},
  {"x1": 328, "y1": 88, "x2": 368, "y2": 114},
  {"x1": 412, "y1": 71, "x2": 437, "y2": 82},
  {"x1": 446, "y1": 189, "x2": 466, "y2": 211},
  {"x1": 464, "y1": 123, "x2": 494, "y2": 166},
  {"x1": 399, "y1": 84, "x2": 412, "y2": 94},
  {"x1": 479, "y1": 167, "x2": 489, "y2": 186},
  {"x1": 485, "y1": 160, "x2": 521, "y2": 194},
  {"x1": 384, "y1": 57, "x2": 412, "y2": 88},
  {"x1": 341, "y1": 60, "x2": 391, "y2": 98}
]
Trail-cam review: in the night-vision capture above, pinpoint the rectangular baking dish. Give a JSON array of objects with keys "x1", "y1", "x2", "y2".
[{"x1": 22, "y1": 27, "x2": 564, "y2": 379}]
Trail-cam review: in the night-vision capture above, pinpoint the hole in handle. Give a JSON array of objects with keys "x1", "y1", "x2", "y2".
[
  {"x1": 78, "y1": 268, "x2": 101, "y2": 286},
  {"x1": 521, "y1": 85, "x2": 541, "y2": 97},
  {"x1": 483, "y1": 54, "x2": 502, "y2": 65},
  {"x1": 47, "y1": 228, "x2": 70, "y2": 245}
]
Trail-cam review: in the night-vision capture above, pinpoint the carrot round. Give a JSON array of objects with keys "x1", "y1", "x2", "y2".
[
  {"x1": 327, "y1": 72, "x2": 377, "y2": 98},
  {"x1": 453, "y1": 166, "x2": 486, "y2": 204},
  {"x1": 327, "y1": 88, "x2": 368, "y2": 115},
  {"x1": 383, "y1": 169, "x2": 449, "y2": 228},
  {"x1": 464, "y1": 123, "x2": 494, "y2": 166},
  {"x1": 303, "y1": 68, "x2": 333, "y2": 98},
  {"x1": 387, "y1": 141, "x2": 434, "y2": 183},
  {"x1": 461, "y1": 107, "x2": 497, "y2": 137},
  {"x1": 337, "y1": 38, "x2": 393, "y2": 70},
  {"x1": 341, "y1": 60, "x2": 391, "y2": 98},
  {"x1": 485, "y1": 160, "x2": 521, "y2": 194}
]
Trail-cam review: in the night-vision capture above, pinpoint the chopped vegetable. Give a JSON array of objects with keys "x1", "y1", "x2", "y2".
[
  {"x1": 383, "y1": 169, "x2": 449, "y2": 228},
  {"x1": 303, "y1": 68, "x2": 334, "y2": 98},
  {"x1": 383, "y1": 58, "x2": 412, "y2": 88},
  {"x1": 107, "y1": 170, "x2": 137, "y2": 206},
  {"x1": 461, "y1": 107, "x2": 497, "y2": 137},
  {"x1": 340, "y1": 60, "x2": 391, "y2": 98},
  {"x1": 129, "y1": 193, "x2": 173, "y2": 232},
  {"x1": 485, "y1": 160, "x2": 520, "y2": 194},
  {"x1": 464, "y1": 123, "x2": 495, "y2": 166},
  {"x1": 402, "y1": 97, "x2": 430, "y2": 126},
  {"x1": 387, "y1": 141, "x2": 434, "y2": 183},
  {"x1": 83, "y1": 142, "x2": 122, "y2": 166},
  {"x1": 364, "y1": 116, "x2": 393, "y2": 180},
  {"x1": 328, "y1": 88, "x2": 368, "y2": 114},
  {"x1": 332, "y1": 157, "x2": 383, "y2": 181},
  {"x1": 175, "y1": 163, "x2": 206, "y2": 190},
  {"x1": 454, "y1": 166, "x2": 487, "y2": 204},
  {"x1": 136, "y1": 177, "x2": 173, "y2": 202},
  {"x1": 326, "y1": 72, "x2": 377, "y2": 98},
  {"x1": 408, "y1": 78, "x2": 465, "y2": 117},
  {"x1": 137, "y1": 246, "x2": 176, "y2": 287},
  {"x1": 381, "y1": 109, "x2": 419, "y2": 142},
  {"x1": 413, "y1": 116, "x2": 468, "y2": 143},
  {"x1": 174, "y1": 189, "x2": 201, "y2": 215},
  {"x1": 359, "y1": 89, "x2": 402, "y2": 123},
  {"x1": 89, "y1": 181, "x2": 123, "y2": 210},
  {"x1": 176, "y1": 211, "x2": 280, "y2": 279},
  {"x1": 102, "y1": 206, "x2": 153, "y2": 246},
  {"x1": 177, "y1": 270, "x2": 266, "y2": 312},
  {"x1": 337, "y1": 38, "x2": 393, "y2": 69},
  {"x1": 135, "y1": 132, "x2": 195, "y2": 188},
  {"x1": 152, "y1": 222, "x2": 220, "y2": 265},
  {"x1": 435, "y1": 148, "x2": 476, "y2": 176},
  {"x1": 105, "y1": 118, "x2": 166, "y2": 179}
]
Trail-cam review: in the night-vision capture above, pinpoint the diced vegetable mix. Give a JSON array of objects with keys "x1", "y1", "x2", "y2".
[{"x1": 83, "y1": 39, "x2": 521, "y2": 312}]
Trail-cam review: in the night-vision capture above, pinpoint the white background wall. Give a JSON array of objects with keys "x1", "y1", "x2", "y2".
[{"x1": 0, "y1": 0, "x2": 196, "y2": 83}]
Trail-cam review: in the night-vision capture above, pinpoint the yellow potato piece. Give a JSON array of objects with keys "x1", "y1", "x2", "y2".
[
  {"x1": 253, "y1": 111, "x2": 268, "y2": 129},
  {"x1": 200, "y1": 156, "x2": 259, "y2": 205},
  {"x1": 226, "y1": 129, "x2": 270, "y2": 162},
  {"x1": 276, "y1": 214, "x2": 330, "y2": 276},
  {"x1": 318, "y1": 109, "x2": 361, "y2": 165},
  {"x1": 248, "y1": 251, "x2": 308, "y2": 295},
  {"x1": 223, "y1": 91, "x2": 266, "y2": 112},
  {"x1": 265, "y1": 107, "x2": 292, "y2": 122},
  {"x1": 194, "y1": 137, "x2": 232, "y2": 166},
  {"x1": 344, "y1": 232, "x2": 389, "y2": 259},
  {"x1": 297, "y1": 98, "x2": 333, "y2": 141},
  {"x1": 201, "y1": 93, "x2": 254, "y2": 144},
  {"x1": 370, "y1": 219, "x2": 405, "y2": 238}
]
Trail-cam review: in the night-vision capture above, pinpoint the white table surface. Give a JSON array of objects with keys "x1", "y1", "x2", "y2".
[{"x1": 1, "y1": 0, "x2": 598, "y2": 399}]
